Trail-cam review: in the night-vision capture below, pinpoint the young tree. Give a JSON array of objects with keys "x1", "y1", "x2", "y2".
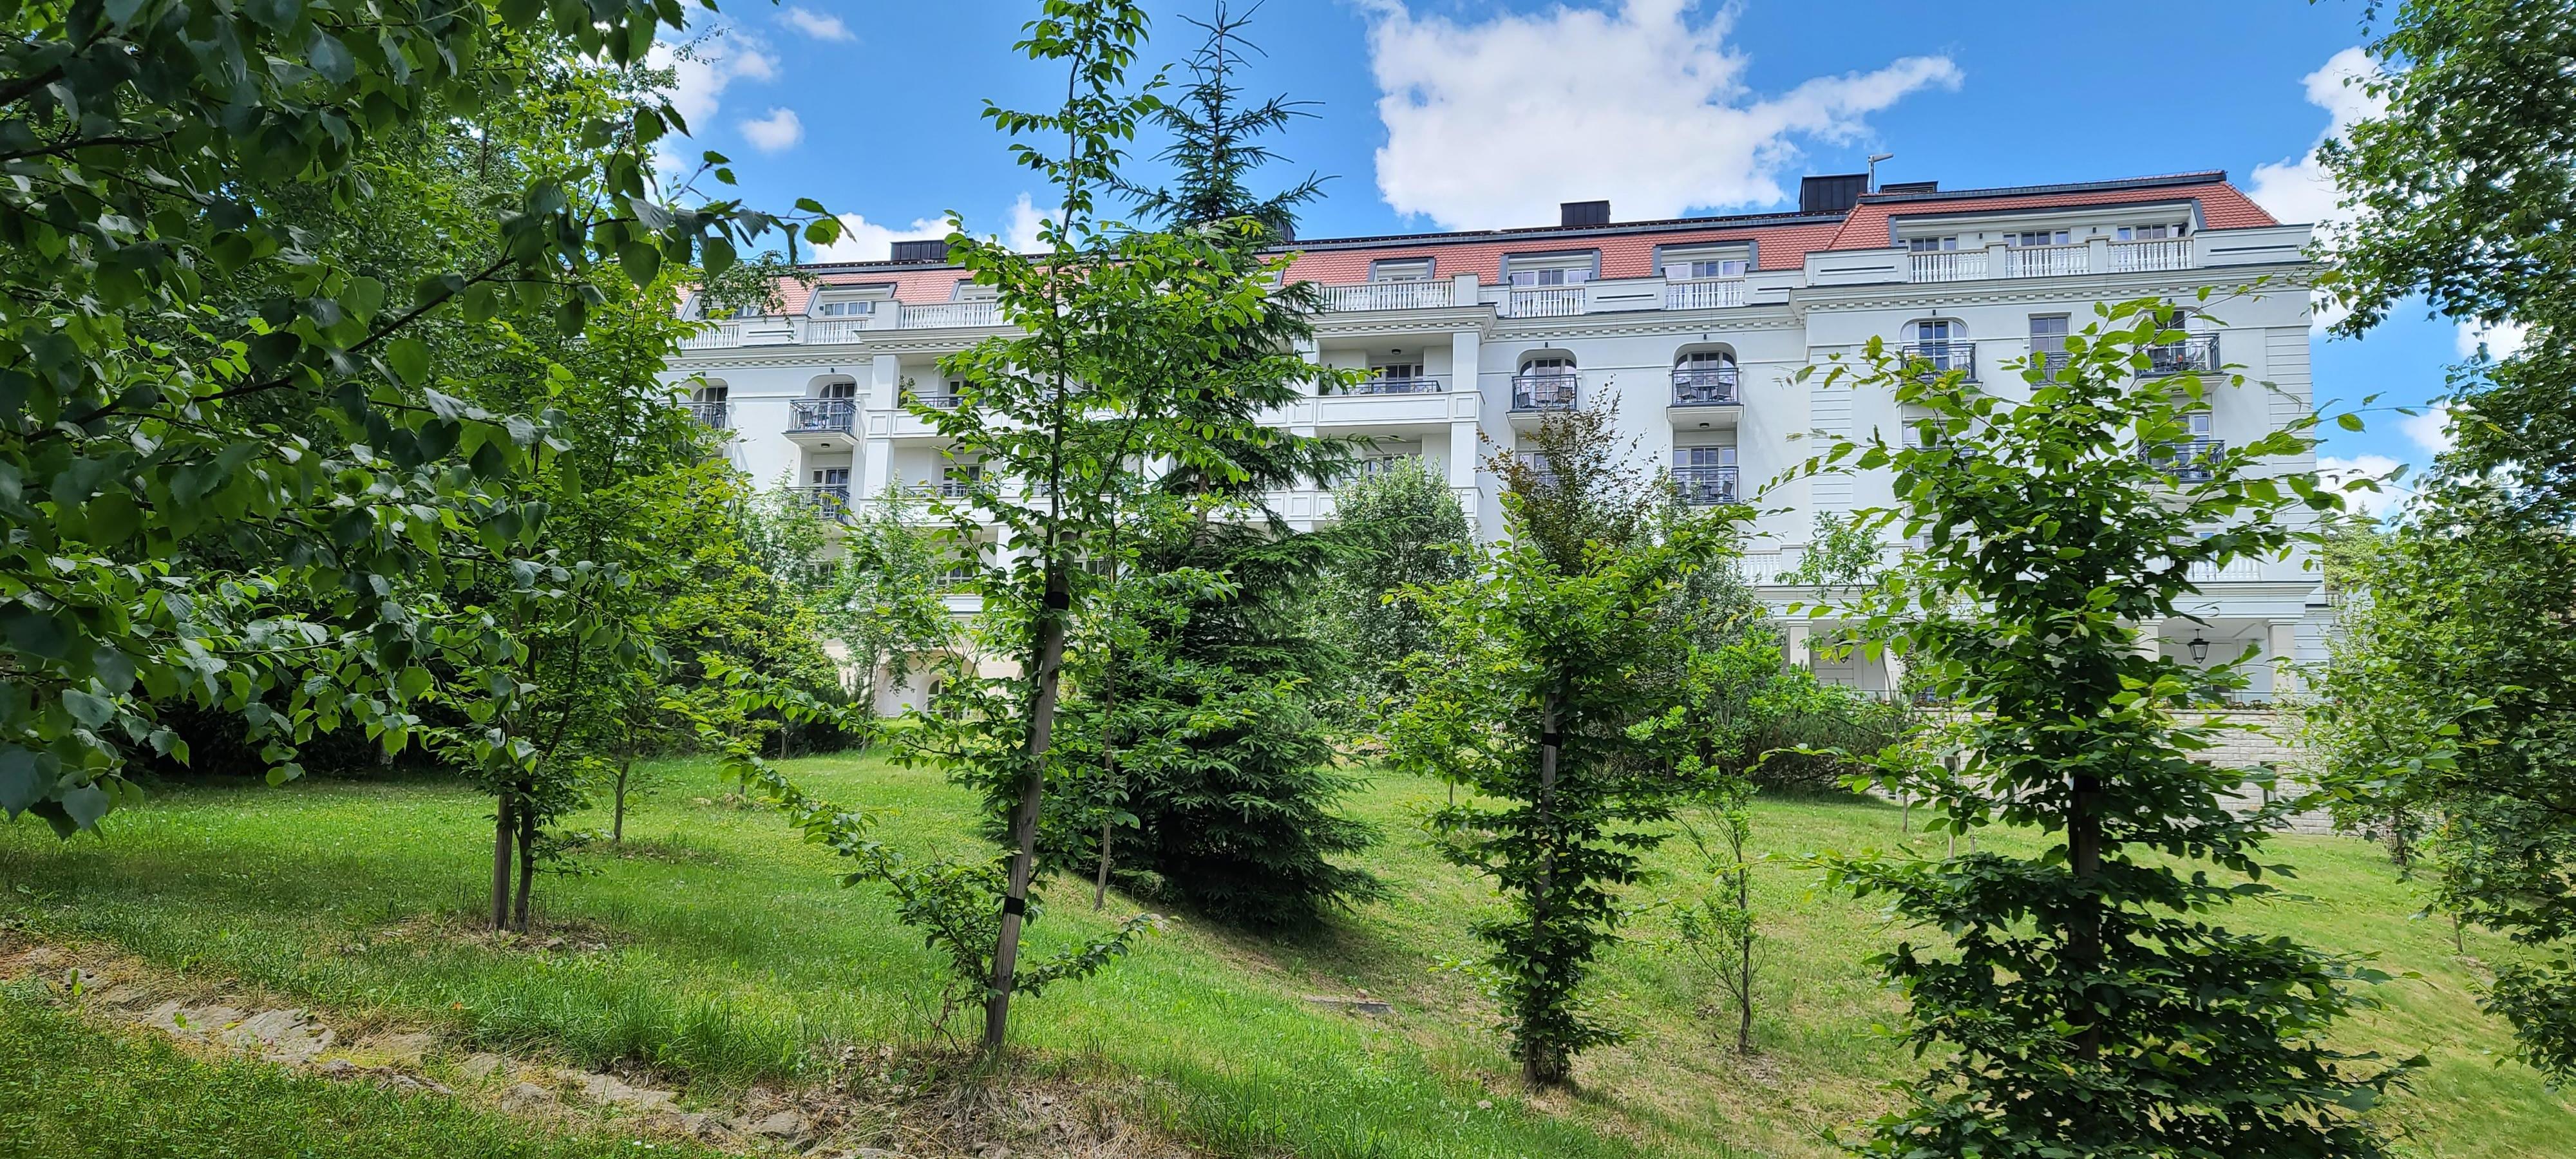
[
  {"x1": 1115, "y1": 0, "x2": 1326, "y2": 240},
  {"x1": 1321, "y1": 458, "x2": 1475, "y2": 717},
  {"x1": 1387, "y1": 408, "x2": 1737, "y2": 1086},
  {"x1": 0, "y1": 3, "x2": 832, "y2": 839},
  {"x1": 822, "y1": 485, "x2": 962, "y2": 713},
  {"x1": 1806, "y1": 300, "x2": 2409, "y2": 1156},
  {"x1": 896, "y1": 0, "x2": 1352, "y2": 1055}
]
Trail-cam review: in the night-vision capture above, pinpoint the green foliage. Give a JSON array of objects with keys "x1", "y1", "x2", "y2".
[
  {"x1": 1803, "y1": 299, "x2": 2409, "y2": 1156},
  {"x1": 1321, "y1": 457, "x2": 1475, "y2": 720},
  {"x1": 1387, "y1": 409, "x2": 1743, "y2": 1085},
  {"x1": 819, "y1": 485, "x2": 963, "y2": 712},
  {"x1": 1781, "y1": 511, "x2": 1886, "y2": 588},
  {"x1": 0, "y1": 1, "x2": 833, "y2": 836},
  {"x1": 1056, "y1": 496, "x2": 1381, "y2": 930},
  {"x1": 2311, "y1": 492, "x2": 2576, "y2": 1078}
]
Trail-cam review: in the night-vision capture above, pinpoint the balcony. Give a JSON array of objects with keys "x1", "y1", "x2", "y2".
[
  {"x1": 2111, "y1": 238, "x2": 2193, "y2": 272},
  {"x1": 688, "y1": 400, "x2": 730, "y2": 429},
  {"x1": 795, "y1": 484, "x2": 853, "y2": 522},
  {"x1": 1503, "y1": 286, "x2": 1586, "y2": 319},
  {"x1": 678, "y1": 320, "x2": 744, "y2": 350},
  {"x1": 2143, "y1": 438, "x2": 2226, "y2": 482},
  {"x1": 1671, "y1": 366, "x2": 1741, "y2": 406},
  {"x1": 806, "y1": 317, "x2": 873, "y2": 344},
  {"x1": 787, "y1": 398, "x2": 858, "y2": 437},
  {"x1": 2003, "y1": 243, "x2": 2089, "y2": 278},
  {"x1": 1672, "y1": 464, "x2": 1739, "y2": 506},
  {"x1": 2142, "y1": 334, "x2": 2221, "y2": 377},
  {"x1": 1907, "y1": 250, "x2": 1988, "y2": 283},
  {"x1": 900, "y1": 301, "x2": 1003, "y2": 330},
  {"x1": 1664, "y1": 278, "x2": 1747, "y2": 310},
  {"x1": 1899, "y1": 341, "x2": 1978, "y2": 382},
  {"x1": 901, "y1": 390, "x2": 965, "y2": 411},
  {"x1": 1511, "y1": 372, "x2": 1578, "y2": 413},
  {"x1": 1320, "y1": 281, "x2": 1454, "y2": 312},
  {"x1": 1345, "y1": 374, "x2": 1445, "y2": 395}
]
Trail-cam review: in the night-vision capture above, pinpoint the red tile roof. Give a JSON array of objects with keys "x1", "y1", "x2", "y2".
[{"x1": 752, "y1": 171, "x2": 2283, "y2": 306}]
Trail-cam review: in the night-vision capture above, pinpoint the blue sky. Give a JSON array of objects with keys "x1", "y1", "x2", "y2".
[{"x1": 657, "y1": 0, "x2": 2470, "y2": 505}]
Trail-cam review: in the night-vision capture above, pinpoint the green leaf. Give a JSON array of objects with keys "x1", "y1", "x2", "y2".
[
  {"x1": 60, "y1": 780, "x2": 109, "y2": 830},
  {"x1": 1, "y1": 606, "x2": 75, "y2": 662},
  {"x1": 0, "y1": 747, "x2": 52, "y2": 818},
  {"x1": 308, "y1": 30, "x2": 355, "y2": 84},
  {"x1": 2335, "y1": 412, "x2": 2365, "y2": 432},
  {"x1": 386, "y1": 337, "x2": 431, "y2": 385}
]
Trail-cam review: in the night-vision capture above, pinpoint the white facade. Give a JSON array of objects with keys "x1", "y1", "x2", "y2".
[{"x1": 665, "y1": 173, "x2": 2337, "y2": 706}]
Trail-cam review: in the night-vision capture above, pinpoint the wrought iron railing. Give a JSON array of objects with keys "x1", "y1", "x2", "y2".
[
  {"x1": 1672, "y1": 465, "x2": 1739, "y2": 505},
  {"x1": 1671, "y1": 366, "x2": 1741, "y2": 406},
  {"x1": 1345, "y1": 374, "x2": 1444, "y2": 395},
  {"x1": 795, "y1": 484, "x2": 852, "y2": 521},
  {"x1": 1511, "y1": 372, "x2": 1578, "y2": 411},
  {"x1": 688, "y1": 400, "x2": 730, "y2": 429},
  {"x1": 2143, "y1": 438, "x2": 2226, "y2": 482},
  {"x1": 788, "y1": 398, "x2": 857, "y2": 433},
  {"x1": 2142, "y1": 334, "x2": 2221, "y2": 377},
  {"x1": 1899, "y1": 341, "x2": 1978, "y2": 381}
]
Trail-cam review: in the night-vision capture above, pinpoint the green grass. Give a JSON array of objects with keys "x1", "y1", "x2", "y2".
[
  {"x1": 4, "y1": 755, "x2": 2572, "y2": 1158},
  {"x1": 0, "y1": 986, "x2": 721, "y2": 1158}
]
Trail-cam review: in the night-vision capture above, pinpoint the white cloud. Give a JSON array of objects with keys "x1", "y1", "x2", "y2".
[
  {"x1": 739, "y1": 107, "x2": 804, "y2": 153},
  {"x1": 2317, "y1": 454, "x2": 2409, "y2": 518},
  {"x1": 2455, "y1": 317, "x2": 2530, "y2": 360},
  {"x1": 649, "y1": 31, "x2": 779, "y2": 133},
  {"x1": 1003, "y1": 194, "x2": 1054, "y2": 253},
  {"x1": 2245, "y1": 47, "x2": 2385, "y2": 331},
  {"x1": 781, "y1": 6, "x2": 855, "y2": 42},
  {"x1": 1360, "y1": 0, "x2": 1959, "y2": 229},
  {"x1": 2399, "y1": 403, "x2": 2455, "y2": 457},
  {"x1": 810, "y1": 212, "x2": 951, "y2": 262}
]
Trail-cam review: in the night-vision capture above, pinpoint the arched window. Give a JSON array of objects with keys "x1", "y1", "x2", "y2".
[
  {"x1": 1672, "y1": 348, "x2": 1738, "y2": 405},
  {"x1": 1904, "y1": 319, "x2": 1972, "y2": 377},
  {"x1": 688, "y1": 381, "x2": 730, "y2": 429},
  {"x1": 1513, "y1": 353, "x2": 1577, "y2": 411}
]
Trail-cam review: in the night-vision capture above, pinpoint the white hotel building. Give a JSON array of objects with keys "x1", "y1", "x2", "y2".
[{"x1": 665, "y1": 170, "x2": 2334, "y2": 706}]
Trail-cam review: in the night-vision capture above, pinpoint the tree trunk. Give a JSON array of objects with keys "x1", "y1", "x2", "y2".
[
  {"x1": 986, "y1": 564, "x2": 1072, "y2": 1057},
  {"x1": 513, "y1": 793, "x2": 537, "y2": 932},
  {"x1": 2068, "y1": 772, "x2": 2104, "y2": 1060},
  {"x1": 491, "y1": 789, "x2": 516, "y2": 932},
  {"x1": 1093, "y1": 817, "x2": 1115, "y2": 910},
  {"x1": 1524, "y1": 692, "x2": 1563, "y2": 1086},
  {"x1": 612, "y1": 760, "x2": 630, "y2": 845}
]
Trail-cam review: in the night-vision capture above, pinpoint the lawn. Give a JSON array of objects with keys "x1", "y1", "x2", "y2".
[{"x1": 2, "y1": 753, "x2": 2570, "y2": 1158}]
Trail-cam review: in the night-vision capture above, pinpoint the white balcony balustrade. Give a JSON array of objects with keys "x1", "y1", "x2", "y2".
[
  {"x1": 1908, "y1": 250, "x2": 1988, "y2": 283},
  {"x1": 805, "y1": 317, "x2": 873, "y2": 344},
  {"x1": 1664, "y1": 278, "x2": 1747, "y2": 310},
  {"x1": 678, "y1": 320, "x2": 743, "y2": 349},
  {"x1": 900, "y1": 301, "x2": 1003, "y2": 330},
  {"x1": 2111, "y1": 238, "x2": 2192, "y2": 272},
  {"x1": 1504, "y1": 286, "x2": 1586, "y2": 318},
  {"x1": 1319, "y1": 281, "x2": 1453, "y2": 312},
  {"x1": 2004, "y1": 243, "x2": 2090, "y2": 278}
]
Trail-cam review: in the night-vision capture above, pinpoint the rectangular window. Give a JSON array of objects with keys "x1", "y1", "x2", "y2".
[
  {"x1": 811, "y1": 467, "x2": 849, "y2": 486},
  {"x1": 2028, "y1": 315, "x2": 2069, "y2": 353},
  {"x1": 2187, "y1": 410, "x2": 2213, "y2": 437},
  {"x1": 2117, "y1": 223, "x2": 2187, "y2": 240},
  {"x1": 1370, "y1": 361, "x2": 1422, "y2": 380},
  {"x1": 814, "y1": 299, "x2": 876, "y2": 317},
  {"x1": 1370, "y1": 258, "x2": 1434, "y2": 282},
  {"x1": 1674, "y1": 446, "x2": 1737, "y2": 468},
  {"x1": 2007, "y1": 229, "x2": 2072, "y2": 247},
  {"x1": 1906, "y1": 236, "x2": 1959, "y2": 252}
]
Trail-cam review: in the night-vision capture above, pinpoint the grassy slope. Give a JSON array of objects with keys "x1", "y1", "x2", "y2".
[
  {"x1": 0, "y1": 985, "x2": 723, "y2": 1159},
  {"x1": 1, "y1": 754, "x2": 2569, "y2": 1158}
]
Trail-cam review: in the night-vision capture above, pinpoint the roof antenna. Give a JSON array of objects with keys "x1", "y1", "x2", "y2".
[{"x1": 1866, "y1": 153, "x2": 1896, "y2": 193}]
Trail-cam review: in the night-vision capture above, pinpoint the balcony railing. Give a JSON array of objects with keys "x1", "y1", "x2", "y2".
[
  {"x1": 2142, "y1": 334, "x2": 2221, "y2": 377},
  {"x1": 2143, "y1": 438, "x2": 2226, "y2": 482},
  {"x1": 1511, "y1": 372, "x2": 1578, "y2": 412},
  {"x1": 1320, "y1": 281, "x2": 1453, "y2": 312},
  {"x1": 795, "y1": 484, "x2": 853, "y2": 521},
  {"x1": 2003, "y1": 243, "x2": 2090, "y2": 278},
  {"x1": 1671, "y1": 366, "x2": 1741, "y2": 406},
  {"x1": 678, "y1": 320, "x2": 743, "y2": 349},
  {"x1": 901, "y1": 301, "x2": 1003, "y2": 329},
  {"x1": 1664, "y1": 278, "x2": 1747, "y2": 310},
  {"x1": 1907, "y1": 250, "x2": 1987, "y2": 283},
  {"x1": 1345, "y1": 374, "x2": 1445, "y2": 395},
  {"x1": 902, "y1": 390, "x2": 965, "y2": 410},
  {"x1": 2111, "y1": 238, "x2": 2192, "y2": 272},
  {"x1": 806, "y1": 317, "x2": 872, "y2": 344},
  {"x1": 1504, "y1": 286, "x2": 1585, "y2": 318},
  {"x1": 1899, "y1": 341, "x2": 1978, "y2": 382},
  {"x1": 1672, "y1": 464, "x2": 1739, "y2": 505},
  {"x1": 788, "y1": 398, "x2": 857, "y2": 434},
  {"x1": 688, "y1": 400, "x2": 730, "y2": 429}
]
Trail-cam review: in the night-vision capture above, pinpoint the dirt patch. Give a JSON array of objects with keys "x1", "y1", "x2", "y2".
[
  {"x1": 0, "y1": 935, "x2": 1200, "y2": 1158},
  {"x1": 352, "y1": 912, "x2": 626, "y2": 957}
]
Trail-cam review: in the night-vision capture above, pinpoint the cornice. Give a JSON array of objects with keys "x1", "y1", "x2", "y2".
[{"x1": 1788, "y1": 262, "x2": 2313, "y2": 315}]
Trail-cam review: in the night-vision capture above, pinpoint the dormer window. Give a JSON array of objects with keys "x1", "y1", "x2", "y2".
[
  {"x1": 1906, "y1": 236, "x2": 1959, "y2": 252},
  {"x1": 1504, "y1": 252, "x2": 1595, "y2": 286},
  {"x1": 1658, "y1": 244, "x2": 1752, "y2": 281},
  {"x1": 952, "y1": 282, "x2": 998, "y2": 302},
  {"x1": 2006, "y1": 229, "x2": 2072, "y2": 247},
  {"x1": 815, "y1": 299, "x2": 875, "y2": 317},
  {"x1": 1370, "y1": 258, "x2": 1434, "y2": 282},
  {"x1": 2117, "y1": 223, "x2": 2188, "y2": 240}
]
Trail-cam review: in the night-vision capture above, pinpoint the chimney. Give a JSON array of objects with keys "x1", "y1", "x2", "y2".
[
  {"x1": 1798, "y1": 173, "x2": 1868, "y2": 215},
  {"x1": 1559, "y1": 200, "x2": 1611, "y2": 228},
  {"x1": 889, "y1": 239, "x2": 949, "y2": 263}
]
